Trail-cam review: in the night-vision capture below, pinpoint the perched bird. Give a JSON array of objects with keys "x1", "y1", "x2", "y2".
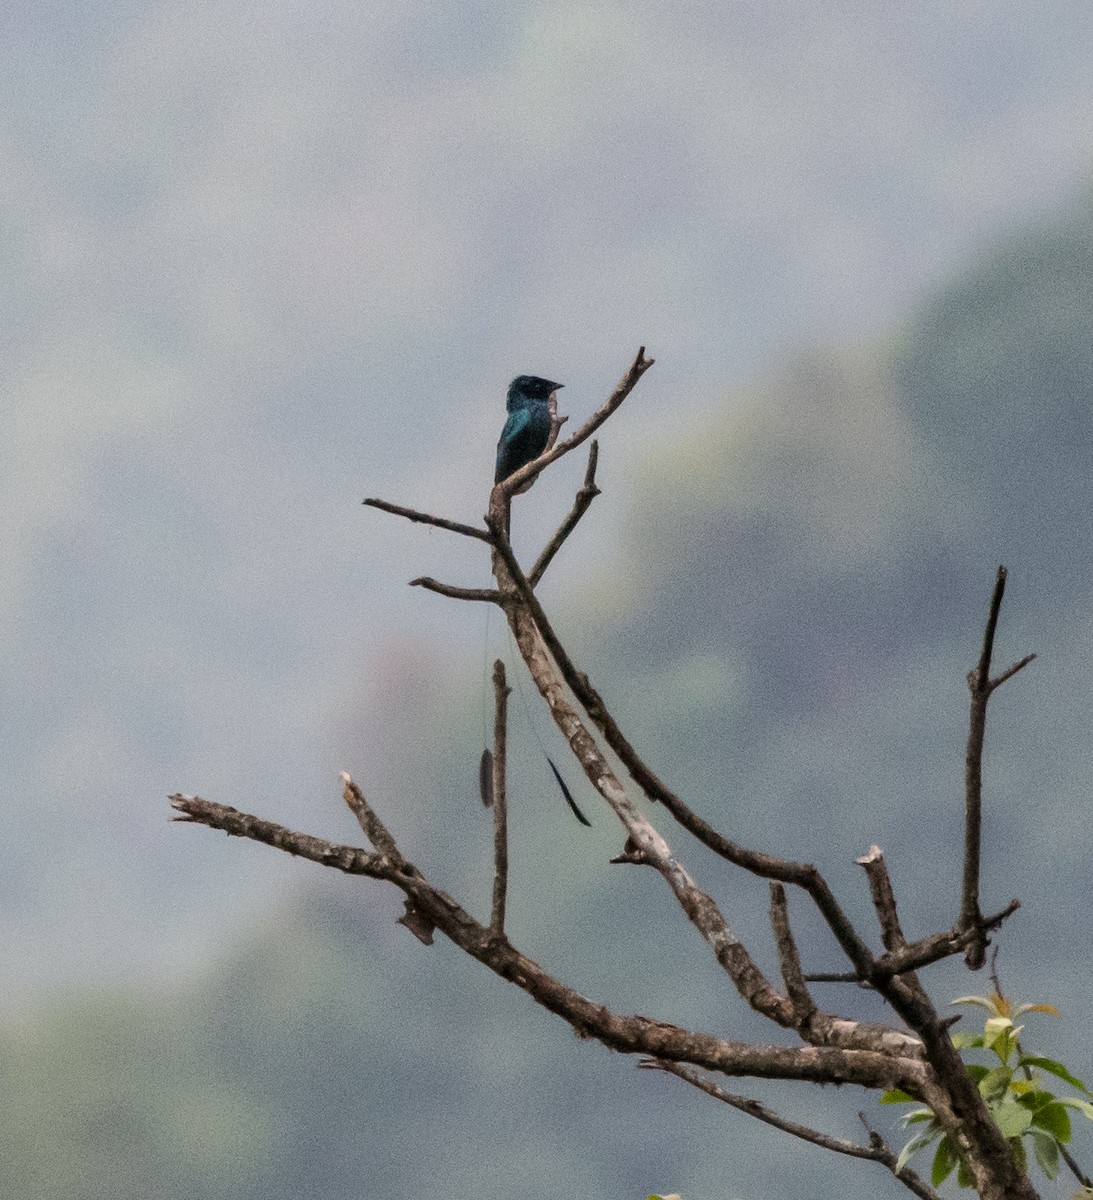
[{"x1": 494, "y1": 375, "x2": 564, "y2": 484}]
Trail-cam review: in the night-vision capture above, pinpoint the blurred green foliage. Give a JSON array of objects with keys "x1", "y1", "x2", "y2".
[{"x1": 883, "y1": 993, "x2": 1093, "y2": 1189}]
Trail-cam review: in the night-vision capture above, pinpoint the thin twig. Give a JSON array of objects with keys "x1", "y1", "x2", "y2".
[
  {"x1": 804, "y1": 971, "x2": 871, "y2": 984},
  {"x1": 641, "y1": 1059, "x2": 941, "y2": 1200},
  {"x1": 341, "y1": 772, "x2": 401, "y2": 858},
  {"x1": 992, "y1": 654, "x2": 1037, "y2": 690},
  {"x1": 409, "y1": 577, "x2": 500, "y2": 603},
  {"x1": 858, "y1": 1112, "x2": 945, "y2": 1200},
  {"x1": 170, "y1": 793, "x2": 391, "y2": 876},
  {"x1": 961, "y1": 566, "x2": 1033, "y2": 968},
  {"x1": 857, "y1": 845, "x2": 931, "y2": 1005},
  {"x1": 528, "y1": 442, "x2": 602, "y2": 587},
  {"x1": 490, "y1": 659, "x2": 510, "y2": 936},
  {"x1": 812, "y1": 899, "x2": 1022, "y2": 984},
  {"x1": 1060, "y1": 1141, "x2": 1093, "y2": 1192},
  {"x1": 770, "y1": 883, "x2": 816, "y2": 1022},
  {"x1": 857, "y1": 845, "x2": 906, "y2": 954},
  {"x1": 363, "y1": 497, "x2": 492, "y2": 543},
  {"x1": 961, "y1": 567, "x2": 1003, "y2": 944}
]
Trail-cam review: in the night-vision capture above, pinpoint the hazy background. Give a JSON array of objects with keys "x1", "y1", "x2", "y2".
[{"x1": 5, "y1": 3, "x2": 1093, "y2": 1198}]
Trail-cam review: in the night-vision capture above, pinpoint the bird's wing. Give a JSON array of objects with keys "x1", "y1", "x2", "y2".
[{"x1": 495, "y1": 408, "x2": 534, "y2": 480}]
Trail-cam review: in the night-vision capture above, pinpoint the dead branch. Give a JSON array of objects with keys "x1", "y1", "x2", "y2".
[
  {"x1": 341, "y1": 772, "x2": 400, "y2": 859},
  {"x1": 962, "y1": 565, "x2": 1036, "y2": 968},
  {"x1": 172, "y1": 349, "x2": 1047, "y2": 1200},
  {"x1": 857, "y1": 844, "x2": 933, "y2": 1007},
  {"x1": 167, "y1": 793, "x2": 921, "y2": 1094},
  {"x1": 409, "y1": 577, "x2": 500, "y2": 603},
  {"x1": 528, "y1": 441, "x2": 602, "y2": 587},
  {"x1": 489, "y1": 659, "x2": 510, "y2": 936},
  {"x1": 770, "y1": 882, "x2": 817, "y2": 1022},
  {"x1": 641, "y1": 1059, "x2": 942, "y2": 1200},
  {"x1": 361, "y1": 497, "x2": 491, "y2": 542}
]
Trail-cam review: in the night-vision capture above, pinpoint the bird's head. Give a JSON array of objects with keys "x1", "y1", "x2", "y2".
[{"x1": 508, "y1": 375, "x2": 564, "y2": 408}]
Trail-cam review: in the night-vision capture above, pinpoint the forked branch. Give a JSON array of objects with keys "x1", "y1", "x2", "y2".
[
  {"x1": 172, "y1": 348, "x2": 1043, "y2": 1200},
  {"x1": 961, "y1": 565, "x2": 1036, "y2": 967}
]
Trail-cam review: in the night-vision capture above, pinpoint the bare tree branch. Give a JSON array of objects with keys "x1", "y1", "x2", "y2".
[
  {"x1": 171, "y1": 793, "x2": 395, "y2": 877},
  {"x1": 805, "y1": 971, "x2": 871, "y2": 984},
  {"x1": 409, "y1": 577, "x2": 500, "y2": 603},
  {"x1": 809, "y1": 898, "x2": 1022, "y2": 984},
  {"x1": 857, "y1": 845, "x2": 907, "y2": 954},
  {"x1": 769, "y1": 882, "x2": 923, "y2": 1058},
  {"x1": 489, "y1": 494, "x2": 927, "y2": 1060},
  {"x1": 362, "y1": 497, "x2": 492, "y2": 543},
  {"x1": 528, "y1": 441, "x2": 602, "y2": 587},
  {"x1": 341, "y1": 772, "x2": 400, "y2": 859},
  {"x1": 859, "y1": 1113, "x2": 946, "y2": 1200},
  {"x1": 961, "y1": 566, "x2": 1003, "y2": 955},
  {"x1": 857, "y1": 844, "x2": 933, "y2": 1008},
  {"x1": 167, "y1": 794, "x2": 922, "y2": 1094},
  {"x1": 489, "y1": 659, "x2": 510, "y2": 936},
  {"x1": 185, "y1": 351, "x2": 1048, "y2": 1200},
  {"x1": 961, "y1": 566, "x2": 1035, "y2": 969},
  {"x1": 770, "y1": 882, "x2": 816, "y2": 1022},
  {"x1": 642, "y1": 1059, "x2": 942, "y2": 1200},
  {"x1": 477, "y1": 541, "x2": 1030, "y2": 1196}
]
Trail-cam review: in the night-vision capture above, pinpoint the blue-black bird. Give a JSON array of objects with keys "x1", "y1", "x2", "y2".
[
  {"x1": 494, "y1": 375, "x2": 564, "y2": 484},
  {"x1": 485, "y1": 373, "x2": 589, "y2": 825}
]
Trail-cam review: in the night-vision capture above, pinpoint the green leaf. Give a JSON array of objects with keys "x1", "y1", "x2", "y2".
[
  {"x1": 956, "y1": 1155, "x2": 975, "y2": 1188},
  {"x1": 1019, "y1": 1055, "x2": 1089, "y2": 1094},
  {"x1": 895, "y1": 1133, "x2": 938, "y2": 1173},
  {"x1": 930, "y1": 1136, "x2": 958, "y2": 1186},
  {"x1": 965, "y1": 1064, "x2": 991, "y2": 1084},
  {"x1": 1056, "y1": 1097, "x2": 1093, "y2": 1121},
  {"x1": 979, "y1": 1066, "x2": 1013, "y2": 1101},
  {"x1": 902, "y1": 1108, "x2": 937, "y2": 1127},
  {"x1": 950, "y1": 1032, "x2": 986, "y2": 1050},
  {"x1": 1021, "y1": 1084, "x2": 1057, "y2": 1106},
  {"x1": 1026, "y1": 1127, "x2": 1060, "y2": 1180},
  {"x1": 880, "y1": 1089, "x2": 917, "y2": 1104},
  {"x1": 984, "y1": 1015, "x2": 1014, "y2": 1040},
  {"x1": 1011, "y1": 1133, "x2": 1028, "y2": 1172},
  {"x1": 984, "y1": 1017, "x2": 1019, "y2": 1059},
  {"x1": 992, "y1": 1100, "x2": 1033, "y2": 1138},
  {"x1": 1032, "y1": 1101, "x2": 1071, "y2": 1143}
]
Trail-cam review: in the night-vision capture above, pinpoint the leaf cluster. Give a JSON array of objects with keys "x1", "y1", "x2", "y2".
[{"x1": 883, "y1": 994, "x2": 1093, "y2": 1188}]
